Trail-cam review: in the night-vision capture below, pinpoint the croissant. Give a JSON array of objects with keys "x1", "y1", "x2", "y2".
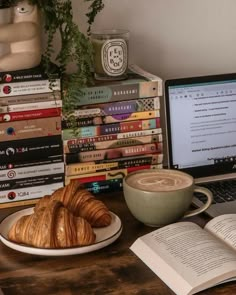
[
  {"x1": 35, "y1": 181, "x2": 112, "y2": 227},
  {"x1": 8, "y1": 200, "x2": 96, "y2": 248}
]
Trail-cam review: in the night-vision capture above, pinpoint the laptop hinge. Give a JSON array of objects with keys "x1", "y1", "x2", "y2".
[{"x1": 195, "y1": 173, "x2": 236, "y2": 184}]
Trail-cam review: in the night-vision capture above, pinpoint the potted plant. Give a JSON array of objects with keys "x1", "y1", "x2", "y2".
[{"x1": 6, "y1": 0, "x2": 104, "y2": 116}]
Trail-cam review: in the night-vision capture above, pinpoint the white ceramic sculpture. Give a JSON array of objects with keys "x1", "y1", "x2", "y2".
[
  {"x1": 0, "y1": 0, "x2": 42, "y2": 71},
  {"x1": 0, "y1": 6, "x2": 11, "y2": 58}
]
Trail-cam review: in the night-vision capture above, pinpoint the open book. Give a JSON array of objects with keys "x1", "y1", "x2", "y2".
[{"x1": 130, "y1": 214, "x2": 236, "y2": 295}]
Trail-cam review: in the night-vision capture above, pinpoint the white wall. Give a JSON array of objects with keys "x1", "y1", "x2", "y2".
[
  {"x1": 74, "y1": 0, "x2": 236, "y2": 80},
  {"x1": 73, "y1": 0, "x2": 236, "y2": 166}
]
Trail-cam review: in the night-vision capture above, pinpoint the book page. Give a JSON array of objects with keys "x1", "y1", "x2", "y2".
[
  {"x1": 205, "y1": 214, "x2": 236, "y2": 250},
  {"x1": 131, "y1": 222, "x2": 236, "y2": 295}
]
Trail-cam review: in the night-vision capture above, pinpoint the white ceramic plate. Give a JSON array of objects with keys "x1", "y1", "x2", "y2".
[{"x1": 0, "y1": 207, "x2": 122, "y2": 256}]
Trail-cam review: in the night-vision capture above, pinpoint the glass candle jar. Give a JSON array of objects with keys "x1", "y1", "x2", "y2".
[{"x1": 91, "y1": 29, "x2": 130, "y2": 81}]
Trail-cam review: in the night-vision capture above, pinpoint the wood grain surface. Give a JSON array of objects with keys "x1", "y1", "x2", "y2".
[{"x1": 0, "y1": 192, "x2": 235, "y2": 295}]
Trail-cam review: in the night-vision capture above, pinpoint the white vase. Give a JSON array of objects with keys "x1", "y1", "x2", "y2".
[
  {"x1": 0, "y1": 1, "x2": 42, "y2": 71},
  {"x1": 0, "y1": 6, "x2": 11, "y2": 57}
]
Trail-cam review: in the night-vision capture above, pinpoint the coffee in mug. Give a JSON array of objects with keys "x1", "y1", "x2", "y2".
[
  {"x1": 126, "y1": 169, "x2": 193, "y2": 192},
  {"x1": 123, "y1": 169, "x2": 213, "y2": 227}
]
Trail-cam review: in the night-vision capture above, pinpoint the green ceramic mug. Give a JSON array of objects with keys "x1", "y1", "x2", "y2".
[{"x1": 123, "y1": 169, "x2": 213, "y2": 227}]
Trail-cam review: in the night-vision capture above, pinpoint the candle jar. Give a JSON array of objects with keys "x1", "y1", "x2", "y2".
[{"x1": 91, "y1": 29, "x2": 129, "y2": 81}]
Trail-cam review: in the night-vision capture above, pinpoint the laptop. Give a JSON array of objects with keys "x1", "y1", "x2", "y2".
[{"x1": 164, "y1": 73, "x2": 236, "y2": 218}]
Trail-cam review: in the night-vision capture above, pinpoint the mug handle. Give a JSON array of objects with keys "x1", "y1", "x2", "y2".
[{"x1": 183, "y1": 185, "x2": 213, "y2": 218}]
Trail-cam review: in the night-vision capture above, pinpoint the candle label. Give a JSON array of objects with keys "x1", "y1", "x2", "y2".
[{"x1": 101, "y1": 39, "x2": 128, "y2": 76}]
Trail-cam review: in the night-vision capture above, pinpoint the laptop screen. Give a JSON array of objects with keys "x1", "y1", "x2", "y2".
[{"x1": 165, "y1": 73, "x2": 236, "y2": 179}]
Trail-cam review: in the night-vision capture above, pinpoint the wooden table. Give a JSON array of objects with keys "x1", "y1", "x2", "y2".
[{"x1": 0, "y1": 191, "x2": 235, "y2": 295}]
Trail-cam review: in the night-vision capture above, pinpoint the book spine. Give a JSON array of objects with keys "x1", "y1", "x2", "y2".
[
  {"x1": 0, "y1": 155, "x2": 64, "y2": 170},
  {"x1": 0, "y1": 99, "x2": 62, "y2": 113},
  {"x1": 0, "y1": 107, "x2": 62, "y2": 123},
  {"x1": 66, "y1": 161, "x2": 163, "y2": 176},
  {"x1": 62, "y1": 110, "x2": 160, "y2": 128},
  {"x1": 128, "y1": 64, "x2": 163, "y2": 96},
  {"x1": 0, "y1": 91, "x2": 61, "y2": 105},
  {"x1": 84, "y1": 164, "x2": 163, "y2": 194},
  {"x1": 0, "y1": 173, "x2": 65, "y2": 191},
  {"x1": 0, "y1": 64, "x2": 60, "y2": 84},
  {"x1": 0, "y1": 116, "x2": 62, "y2": 142},
  {"x1": 65, "y1": 164, "x2": 162, "y2": 185},
  {"x1": 83, "y1": 179, "x2": 123, "y2": 194},
  {"x1": 0, "y1": 79, "x2": 61, "y2": 97},
  {"x1": 62, "y1": 118, "x2": 161, "y2": 140},
  {"x1": 63, "y1": 128, "x2": 162, "y2": 145},
  {"x1": 65, "y1": 143, "x2": 163, "y2": 163},
  {"x1": 64, "y1": 134, "x2": 163, "y2": 153},
  {"x1": 65, "y1": 152, "x2": 164, "y2": 165},
  {"x1": 0, "y1": 162, "x2": 64, "y2": 182},
  {"x1": 0, "y1": 182, "x2": 64, "y2": 206},
  {"x1": 0, "y1": 135, "x2": 63, "y2": 164},
  {"x1": 72, "y1": 75, "x2": 162, "y2": 106},
  {"x1": 72, "y1": 96, "x2": 160, "y2": 118}
]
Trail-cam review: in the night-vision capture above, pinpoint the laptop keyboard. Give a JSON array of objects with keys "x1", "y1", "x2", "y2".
[{"x1": 194, "y1": 179, "x2": 236, "y2": 204}]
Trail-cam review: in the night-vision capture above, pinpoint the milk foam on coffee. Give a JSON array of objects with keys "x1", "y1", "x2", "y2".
[{"x1": 126, "y1": 170, "x2": 193, "y2": 192}]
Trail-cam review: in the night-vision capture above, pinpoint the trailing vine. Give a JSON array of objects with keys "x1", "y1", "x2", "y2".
[{"x1": 7, "y1": 0, "x2": 104, "y2": 118}]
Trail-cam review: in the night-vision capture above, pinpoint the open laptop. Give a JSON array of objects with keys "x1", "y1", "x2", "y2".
[{"x1": 164, "y1": 73, "x2": 236, "y2": 218}]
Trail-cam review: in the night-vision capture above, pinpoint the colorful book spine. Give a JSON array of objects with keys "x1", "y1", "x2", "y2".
[
  {"x1": 64, "y1": 134, "x2": 163, "y2": 153},
  {"x1": 71, "y1": 64, "x2": 163, "y2": 106},
  {"x1": 82, "y1": 163, "x2": 163, "y2": 194},
  {"x1": 71, "y1": 96, "x2": 160, "y2": 118},
  {"x1": 0, "y1": 108, "x2": 62, "y2": 123},
  {"x1": 62, "y1": 118, "x2": 161, "y2": 140},
  {"x1": 83, "y1": 179, "x2": 123, "y2": 194},
  {"x1": 62, "y1": 110, "x2": 160, "y2": 128},
  {"x1": 66, "y1": 160, "x2": 163, "y2": 176},
  {"x1": 65, "y1": 164, "x2": 163, "y2": 185},
  {"x1": 65, "y1": 143, "x2": 163, "y2": 163},
  {"x1": 65, "y1": 152, "x2": 163, "y2": 166},
  {"x1": 63, "y1": 128, "x2": 162, "y2": 145}
]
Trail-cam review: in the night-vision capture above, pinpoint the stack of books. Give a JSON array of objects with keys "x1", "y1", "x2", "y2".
[
  {"x1": 0, "y1": 64, "x2": 64, "y2": 208},
  {"x1": 62, "y1": 65, "x2": 164, "y2": 194}
]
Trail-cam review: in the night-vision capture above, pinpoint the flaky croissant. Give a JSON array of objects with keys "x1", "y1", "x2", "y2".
[
  {"x1": 34, "y1": 181, "x2": 112, "y2": 227},
  {"x1": 8, "y1": 200, "x2": 96, "y2": 248}
]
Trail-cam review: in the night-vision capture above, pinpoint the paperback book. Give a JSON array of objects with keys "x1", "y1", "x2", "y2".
[
  {"x1": 131, "y1": 214, "x2": 236, "y2": 295},
  {"x1": 70, "y1": 64, "x2": 163, "y2": 106}
]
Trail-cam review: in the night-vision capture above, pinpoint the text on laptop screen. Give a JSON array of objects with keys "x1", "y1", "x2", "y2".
[{"x1": 166, "y1": 77, "x2": 236, "y2": 172}]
